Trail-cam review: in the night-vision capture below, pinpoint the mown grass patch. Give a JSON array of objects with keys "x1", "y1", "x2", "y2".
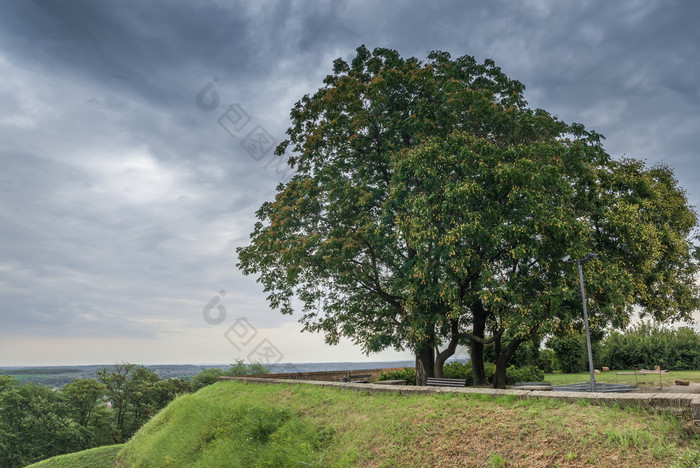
[{"x1": 544, "y1": 369, "x2": 700, "y2": 388}]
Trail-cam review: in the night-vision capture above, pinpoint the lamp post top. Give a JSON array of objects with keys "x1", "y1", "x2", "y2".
[{"x1": 560, "y1": 253, "x2": 600, "y2": 264}]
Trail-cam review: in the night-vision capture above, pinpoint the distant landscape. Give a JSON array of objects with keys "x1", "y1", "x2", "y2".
[{"x1": 0, "y1": 360, "x2": 418, "y2": 387}]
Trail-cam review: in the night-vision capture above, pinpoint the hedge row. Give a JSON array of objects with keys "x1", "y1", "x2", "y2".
[
  {"x1": 547, "y1": 324, "x2": 700, "y2": 372},
  {"x1": 376, "y1": 361, "x2": 543, "y2": 386}
]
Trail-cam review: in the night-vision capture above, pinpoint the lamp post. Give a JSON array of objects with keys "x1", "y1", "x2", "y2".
[{"x1": 561, "y1": 253, "x2": 599, "y2": 392}]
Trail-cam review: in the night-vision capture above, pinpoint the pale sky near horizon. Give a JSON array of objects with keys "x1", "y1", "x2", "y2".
[{"x1": 1, "y1": 0, "x2": 698, "y2": 366}]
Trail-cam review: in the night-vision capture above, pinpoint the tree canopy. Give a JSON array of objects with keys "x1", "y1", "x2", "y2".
[{"x1": 237, "y1": 46, "x2": 699, "y2": 387}]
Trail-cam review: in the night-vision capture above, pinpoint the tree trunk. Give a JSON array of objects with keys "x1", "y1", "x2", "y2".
[
  {"x1": 434, "y1": 319, "x2": 460, "y2": 378},
  {"x1": 493, "y1": 335, "x2": 525, "y2": 389},
  {"x1": 415, "y1": 345, "x2": 435, "y2": 386},
  {"x1": 470, "y1": 340, "x2": 486, "y2": 385},
  {"x1": 470, "y1": 300, "x2": 488, "y2": 386}
]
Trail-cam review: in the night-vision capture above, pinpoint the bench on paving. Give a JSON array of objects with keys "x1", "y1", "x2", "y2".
[{"x1": 426, "y1": 377, "x2": 467, "y2": 387}]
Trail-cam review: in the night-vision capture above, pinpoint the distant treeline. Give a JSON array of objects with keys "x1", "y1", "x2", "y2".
[
  {"x1": 1, "y1": 367, "x2": 81, "y2": 375},
  {"x1": 0, "y1": 364, "x2": 229, "y2": 387},
  {"x1": 0, "y1": 361, "x2": 418, "y2": 388}
]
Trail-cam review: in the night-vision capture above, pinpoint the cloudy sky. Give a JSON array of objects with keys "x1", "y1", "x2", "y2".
[{"x1": 1, "y1": 0, "x2": 698, "y2": 366}]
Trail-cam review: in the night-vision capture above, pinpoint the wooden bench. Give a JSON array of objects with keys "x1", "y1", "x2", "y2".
[{"x1": 426, "y1": 377, "x2": 467, "y2": 387}]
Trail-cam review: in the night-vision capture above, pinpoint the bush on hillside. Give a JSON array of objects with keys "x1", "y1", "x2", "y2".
[{"x1": 190, "y1": 360, "x2": 270, "y2": 391}]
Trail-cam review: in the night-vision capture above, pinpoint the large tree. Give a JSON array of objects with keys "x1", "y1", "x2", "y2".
[
  {"x1": 237, "y1": 46, "x2": 699, "y2": 386},
  {"x1": 392, "y1": 133, "x2": 699, "y2": 387}
]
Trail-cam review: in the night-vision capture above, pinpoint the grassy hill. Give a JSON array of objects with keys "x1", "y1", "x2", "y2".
[
  {"x1": 28, "y1": 445, "x2": 123, "y2": 468},
  {"x1": 30, "y1": 380, "x2": 700, "y2": 467}
]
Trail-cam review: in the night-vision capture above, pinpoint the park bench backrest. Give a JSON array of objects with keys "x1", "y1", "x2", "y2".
[{"x1": 426, "y1": 377, "x2": 467, "y2": 387}]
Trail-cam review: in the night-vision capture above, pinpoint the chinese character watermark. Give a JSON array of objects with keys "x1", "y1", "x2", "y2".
[
  {"x1": 202, "y1": 289, "x2": 227, "y2": 325},
  {"x1": 201, "y1": 290, "x2": 287, "y2": 366},
  {"x1": 195, "y1": 78, "x2": 293, "y2": 183}
]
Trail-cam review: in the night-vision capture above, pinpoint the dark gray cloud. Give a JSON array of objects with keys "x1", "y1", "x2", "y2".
[{"x1": 0, "y1": 0, "x2": 697, "y2": 365}]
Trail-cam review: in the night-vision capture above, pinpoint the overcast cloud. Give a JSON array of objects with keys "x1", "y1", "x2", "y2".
[{"x1": 1, "y1": 0, "x2": 698, "y2": 366}]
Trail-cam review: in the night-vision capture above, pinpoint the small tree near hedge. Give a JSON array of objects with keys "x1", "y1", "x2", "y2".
[{"x1": 547, "y1": 335, "x2": 586, "y2": 373}]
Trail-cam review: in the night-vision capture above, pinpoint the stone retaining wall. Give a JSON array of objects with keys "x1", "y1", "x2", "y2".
[
  {"x1": 218, "y1": 376, "x2": 700, "y2": 434},
  {"x1": 234, "y1": 367, "x2": 403, "y2": 382}
]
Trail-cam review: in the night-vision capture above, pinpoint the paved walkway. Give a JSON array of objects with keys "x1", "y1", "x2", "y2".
[{"x1": 636, "y1": 382, "x2": 700, "y2": 394}]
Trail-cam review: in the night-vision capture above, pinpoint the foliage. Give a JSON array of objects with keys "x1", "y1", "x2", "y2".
[
  {"x1": 1, "y1": 362, "x2": 218, "y2": 467},
  {"x1": 62, "y1": 379, "x2": 106, "y2": 427},
  {"x1": 96, "y1": 364, "x2": 159, "y2": 442},
  {"x1": 376, "y1": 368, "x2": 417, "y2": 385},
  {"x1": 0, "y1": 364, "x2": 235, "y2": 387},
  {"x1": 189, "y1": 368, "x2": 226, "y2": 391},
  {"x1": 236, "y1": 45, "x2": 587, "y2": 384},
  {"x1": 487, "y1": 453, "x2": 507, "y2": 468},
  {"x1": 483, "y1": 335, "x2": 546, "y2": 370},
  {"x1": 226, "y1": 359, "x2": 270, "y2": 377},
  {"x1": 671, "y1": 449, "x2": 700, "y2": 468},
  {"x1": 547, "y1": 334, "x2": 587, "y2": 373},
  {"x1": 504, "y1": 365, "x2": 544, "y2": 384},
  {"x1": 61, "y1": 379, "x2": 113, "y2": 447},
  {"x1": 0, "y1": 378, "x2": 88, "y2": 467},
  {"x1": 237, "y1": 45, "x2": 700, "y2": 389},
  {"x1": 375, "y1": 361, "x2": 544, "y2": 386},
  {"x1": 442, "y1": 361, "x2": 544, "y2": 385},
  {"x1": 0, "y1": 374, "x2": 18, "y2": 392},
  {"x1": 446, "y1": 361, "x2": 488, "y2": 385},
  {"x1": 536, "y1": 349, "x2": 555, "y2": 374},
  {"x1": 600, "y1": 323, "x2": 700, "y2": 370},
  {"x1": 189, "y1": 360, "x2": 269, "y2": 391}
]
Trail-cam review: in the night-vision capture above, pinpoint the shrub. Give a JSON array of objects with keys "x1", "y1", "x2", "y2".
[
  {"x1": 376, "y1": 368, "x2": 417, "y2": 385},
  {"x1": 190, "y1": 360, "x2": 270, "y2": 391},
  {"x1": 536, "y1": 349, "x2": 555, "y2": 374},
  {"x1": 547, "y1": 335, "x2": 586, "y2": 373},
  {"x1": 190, "y1": 368, "x2": 226, "y2": 391},
  {"x1": 601, "y1": 324, "x2": 700, "y2": 371},
  {"x1": 226, "y1": 359, "x2": 270, "y2": 376},
  {"x1": 505, "y1": 365, "x2": 544, "y2": 384},
  {"x1": 442, "y1": 361, "x2": 473, "y2": 382},
  {"x1": 441, "y1": 361, "x2": 542, "y2": 385},
  {"x1": 377, "y1": 362, "x2": 543, "y2": 386}
]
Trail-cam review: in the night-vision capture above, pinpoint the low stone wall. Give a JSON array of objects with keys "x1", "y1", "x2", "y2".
[
  {"x1": 230, "y1": 367, "x2": 404, "y2": 382},
  {"x1": 218, "y1": 376, "x2": 700, "y2": 434}
]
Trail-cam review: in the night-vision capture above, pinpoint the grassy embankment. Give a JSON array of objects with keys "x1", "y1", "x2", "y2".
[
  {"x1": 28, "y1": 445, "x2": 123, "y2": 468},
  {"x1": 29, "y1": 379, "x2": 700, "y2": 468}
]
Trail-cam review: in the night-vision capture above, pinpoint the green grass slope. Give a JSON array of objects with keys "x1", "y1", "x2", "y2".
[
  {"x1": 117, "y1": 383, "x2": 329, "y2": 467},
  {"x1": 26, "y1": 444, "x2": 123, "y2": 468},
  {"x1": 30, "y1": 381, "x2": 700, "y2": 467},
  {"x1": 118, "y1": 381, "x2": 699, "y2": 467}
]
